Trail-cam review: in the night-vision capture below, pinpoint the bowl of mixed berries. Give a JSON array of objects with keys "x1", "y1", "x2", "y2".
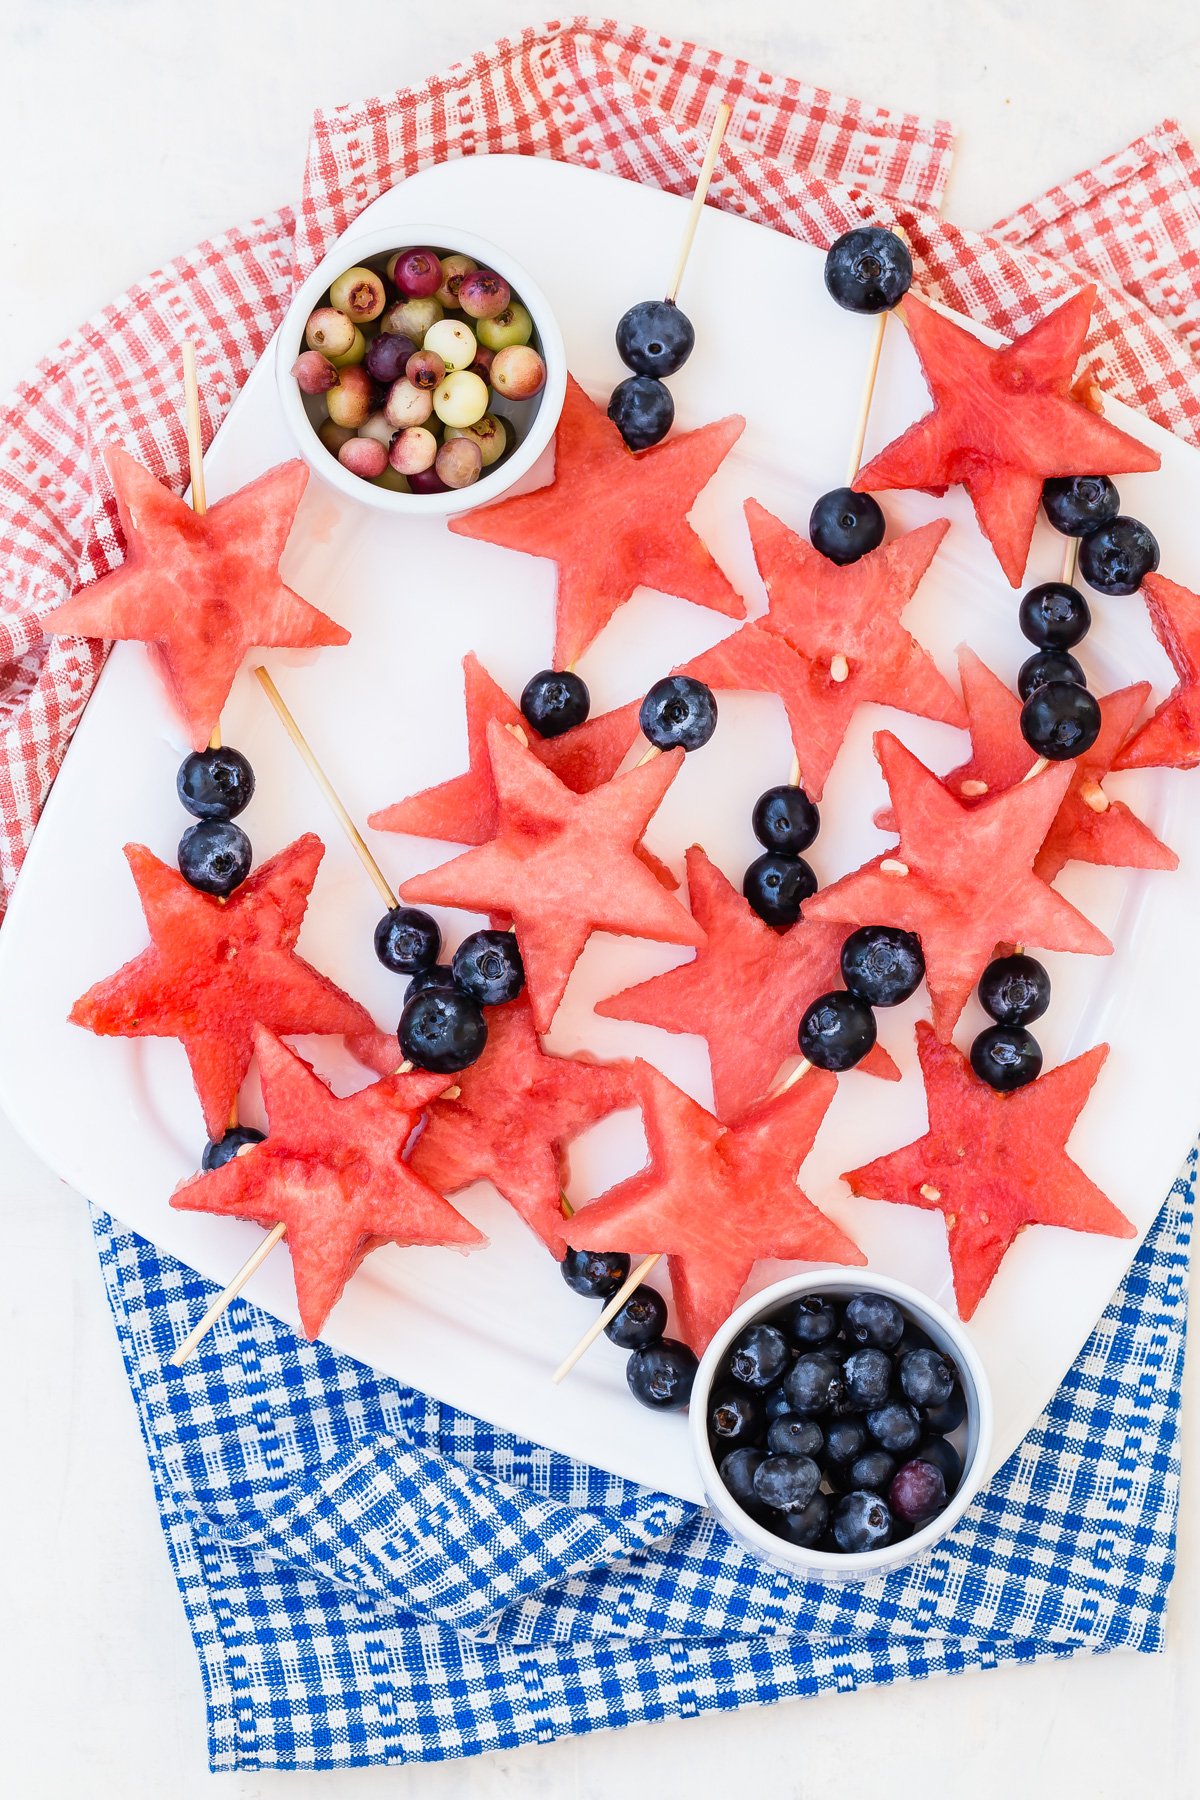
[
  {"x1": 277, "y1": 224, "x2": 566, "y2": 515},
  {"x1": 690, "y1": 1270, "x2": 993, "y2": 1577}
]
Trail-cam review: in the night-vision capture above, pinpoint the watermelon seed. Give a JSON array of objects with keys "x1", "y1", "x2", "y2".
[
  {"x1": 920, "y1": 1184, "x2": 941, "y2": 1201},
  {"x1": 880, "y1": 858, "x2": 909, "y2": 877},
  {"x1": 830, "y1": 654, "x2": 850, "y2": 683},
  {"x1": 960, "y1": 778, "x2": 988, "y2": 797}
]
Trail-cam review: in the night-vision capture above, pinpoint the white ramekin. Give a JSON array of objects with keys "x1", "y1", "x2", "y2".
[
  {"x1": 689, "y1": 1269, "x2": 994, "y2": 1579},
  {"x1": 274, "y1": 222, "x2": 567, "y2": 518}
]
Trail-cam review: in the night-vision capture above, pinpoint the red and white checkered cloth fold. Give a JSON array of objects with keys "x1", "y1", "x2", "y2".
[{"x1": 2, "y1": 17, "x2": 1200, "y2": 916}]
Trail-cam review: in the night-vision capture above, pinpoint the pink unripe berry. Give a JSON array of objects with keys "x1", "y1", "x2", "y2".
[
  {"x1": 291, "y1": 350, "x2": 338, "y2": 395},
  {"x1": 338, "y1": 437, "x2": 389, "y2": 480}
]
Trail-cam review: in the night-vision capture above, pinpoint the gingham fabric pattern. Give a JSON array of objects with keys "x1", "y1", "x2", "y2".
[{"x1": 2, "y1": 16, "x2": 1196, "y2": 1772}]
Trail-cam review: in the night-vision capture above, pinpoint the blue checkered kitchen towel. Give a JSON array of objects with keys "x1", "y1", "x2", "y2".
[{"x1": 92, "y1": 1139, "x2": 1190, "y2": 1772}]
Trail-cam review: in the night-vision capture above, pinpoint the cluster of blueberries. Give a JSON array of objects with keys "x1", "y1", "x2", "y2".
[
  {"x1": 607, "y1": 296, "x2": 698, "y2": 451},
  {"x1": 709, "y1": 1290, "x2": 967, "y2": 1555},
  {"x1": 374, "y1": 905, "x2": 525, "y2": 1075},
  {"x1": 559, "y1": 1246, "x2": 698, "y2": 1410}
]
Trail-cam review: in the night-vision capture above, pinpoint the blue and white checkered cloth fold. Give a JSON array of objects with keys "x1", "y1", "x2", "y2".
[{"x1": 92, "y1": 1143, "x2": 1191, "y2": 1772}]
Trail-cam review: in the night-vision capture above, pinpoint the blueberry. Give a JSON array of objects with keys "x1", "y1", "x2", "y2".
[
  {"x1": 560, "y1": 1247, "x2": 631, "y2": 1300},
  {"x1": 764, "y1": 1384, "x2": 794, "y2": 1422},
  {"x1": 708, "y1": 1386, "x2": 765, "y2": 1451},
  {"x1": 898, "y1": 1347, "x2": 957, "y2": 1410},
  {"x1": 752, "y1": 1453, "x2": 821, "y2": 1513},
  {"x1": 608, "y1": 374, "x2": 674, "y2": 450},
  {"x1": 639, "y1": 675, "x2": 718, "y2": 751},
  {"x1": 1020, "y1": 680, "x2": 1102, "y2": 760},
  {"x1": 848, "y1": 1449, "x2": 897, "y2": 1493},
  {"x1": 778, "y1": 1491, "x2": 829, "y2": 1547},
  {"x1": 178, "y1": 819, "x2": 252, "y2": 896},
  {"x1": 627, "y1": 1338, "x2": 697, "y2": 1410},
  {"x1": 1042, "y1": 476, "x2": 1120, "y2": 537},
  {"x1": 824, "y1": 226, "x2": 913, "y2": 314},
  {"x1": 615, "y1": 298, "x2": 695, "y2": 378},
  {"x1": 889, "y1": 1458, "x2": 948, "y2": 1526},
  {"x1": 743, "y1": 853, "x2": 817, "y2": 928},
  {"x1": 1018, "y1": 648, "x2": 1086, "y2": 701},
  {"x1": 840, "y1": 925, "x2": 924, "y2": 1008},
  {"x1": 374, "y1": 905, "x2": 441, "y2": 975},
  {"x1": 604, "y1": 1285, "x2": 668, "y2": 1348},
  {"x1": 825, "y1": 1416, "x2": 868, "y2": 1467},
  {"x1": 844, "y1": 1293, "x2": 905, "y2": 1349},
  {"x1": 833, "y1": 1489, "x2": 894, "y2": 1553},
  {"x1": 398, "y1": 989, "x2": 487, "y2": 1073},
  {"x1": 451, "y1": 929, "x2": 525, "y2": 1005},
  {"x1": 1018, "y1": 581, "x2": 1091, "y2": 650},
  {"x1": 520, "y1": 669, "x2": 590, "y2": 739},
  {"x1": 719, "y1": 1446, "x2": 764, "y2": 1509},
  {"x1": 1078, "y1": 516, "x2": 1160, "y2": 596},
  {"x1": 798, "y1": 990, "x2": 877, "y2": 1072},
  {"x1": 751, "y1": 784, "x2": 820, "y2": 855},
  {"x1": 767, "y1": 1414, "x2": 824, "y2": 1459},
  {"x1": 867, "y1": 1400, "x2": 922, "y2": 1455},
  {"x1": 783, "y1": 1352, "x2": 845, "y2": 1416},
  {"x1": 978, "y1": 953, "x2": 1050, "y2": 1026},
  {"x1": 923, "y1": 1386, "x2": 967, "y2": 1435},
  {"x1": 917, "y1": 1436, "x2": 963, "y2": 1494},
  {"x1": 971, "y1": 1024, "x2": 1043, "y2": 1092},
  {"x1": 176, "y1": 746, "x2": 255, "y2": 820},
  {"x1": 404, "y1": 964, "x2": 461, "y2": 1003},
  {"x1": 842, "y1": 1348, "x2": 893, "y2": 1411},
  {"x1": 808, "y1": 486, "x2": 886, "y2": 565},
  {"x1": 727, "y1": 1322, "x2": 792, "y2": 1389},
  {"x1": 779, "y1": 1294, "x2": 839, "y2": 1348},
  {"x1": 201, "y1": 1125, "x2": 265, "y2": 1171}
]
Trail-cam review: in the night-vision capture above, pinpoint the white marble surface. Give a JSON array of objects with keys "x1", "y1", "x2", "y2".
[{"x1": 2, "y1": 3, "x2": 1199, "y2": 1793}]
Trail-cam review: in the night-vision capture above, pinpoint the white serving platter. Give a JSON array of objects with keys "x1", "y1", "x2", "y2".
[{"x1": 0, "y1": 155, "x2": 1196, "y2": 1505}]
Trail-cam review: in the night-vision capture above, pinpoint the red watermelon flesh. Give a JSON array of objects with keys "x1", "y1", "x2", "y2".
[
  {"x1": 854, "y1": 290, "x2": 1161, "y2": 587},
  {"x1": 1115, "y1": 573, "x2": 1200, "y2": 771},
  {"x1": 569, "y1": 1060, "x2": 862, "y2": 1353},
  {"x1": 171, "y1": 1028, "x2": 483, "y2": 1337},
  {"x1": 43, "y1": 449, "x2": 348, "y2": 750},
  {"x1": 71, "y1": 834, "x2": 381, "y2": 1138},
  {"x1": 408, "y1": 994, "x2": 637, "y2": 1256},
  {"x1": 844, "y1": 1022, "x2": 1133, "y2": 1319},
  {"x1": 400, "y1": 721, "x2": 703, "y2": 1033},
  {"x1": 804, "y1": 731, "x2": 1112, "y2": 1038},
  {"x1": 448, "y1": 375, "x2": 746, "y2": 667},
  {"x1": 596, "y1": 845, "x2": 898, "y2": 1122},
  {"x1": 680, "y1": 506, "x2": 962, "y2": 800}
]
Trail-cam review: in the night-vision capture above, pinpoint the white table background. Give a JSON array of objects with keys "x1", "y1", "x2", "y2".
[{"x1": 1, "y1": 3, "x2": 1198, "y2": 1793}]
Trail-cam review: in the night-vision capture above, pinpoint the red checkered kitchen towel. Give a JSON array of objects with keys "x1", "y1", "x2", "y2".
[{"x1": 2, "y1": 16, "x2": 1200, "y2": 917}]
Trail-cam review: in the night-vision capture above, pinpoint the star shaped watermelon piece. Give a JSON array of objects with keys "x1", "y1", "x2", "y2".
[
  {"x1": 1116, "y1": 573, "x2": 1200, "y2": 772},
  {"x1": 43, "y1": 449, "x2": 349, "y2": 750},
  {"x1": 804, "y1": 730, "x2": 1112, "y2": 1038},
  {"x1": 680, "y1": 505, "x2": 963, "y2": 799},
  {"x1": 596, "y1": 845, "x2": 898, "y2": 1122},
  {"x1": 71, "y1": 834, "x2": 382, "y2": 1138},
  {"x1": 400, "y1": 722, "x2": 703, "y2": 1033},
  {"x1": 876, "y1": 647, "x2": 1175, "y2": 882},
  {"x1": 172, "y1": 1028, "x2": 483, "y2": 1337},
  {"x1": 408, "y1": 994, "x2": 636, "y2": 1257},
  {"x1": 844, "y1": 1022, "x2": 1133, "y2": 1319},
  {"x1": 448, "y1": 375, "x2": 746, "y2": 666},
  {"x1": 569, "y1": 1060, "x2": 863, "y2": 1353},
  {"x1": 854, "y1": 289, "x2": 1160, "y2": 586}
]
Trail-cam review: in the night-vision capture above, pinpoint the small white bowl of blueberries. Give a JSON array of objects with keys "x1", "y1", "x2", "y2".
[
  {"x1": 276, "y1": 223, "x2": 566, "y2": 516},
  {"x1": 690, "y1": 1270, "x2": 993, "y2": 1578}
]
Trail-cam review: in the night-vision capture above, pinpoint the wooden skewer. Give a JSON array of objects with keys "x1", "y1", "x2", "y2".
[
  {"x1": 181, "y1": 343, "x2": 221, "y2": 756},
  {"x1": 169, "y1": 1222, "x2": 287, "y2": 1366},
  {"x1": 844, "y1": 227, "x2": 908, "y2": 486},
  {"x1": 634, "y1": 744, "x2": 662, "y2": 767},
  {"x1": 665, "y1": 102, "x2": 732, "y2": 305},
  {"x1": 1061, "y1": 534, "x2": 1081, "y2": 586},
  {"x1": 1022, "y1": 756, "x2": 1051, "y2": 782}
]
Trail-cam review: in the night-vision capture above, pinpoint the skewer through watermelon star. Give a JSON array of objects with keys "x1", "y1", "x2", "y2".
[
  {"x1": 448, "y1": 375, "x2": 746, "y2": 667},
  {"x1": 408, "y1": 994, "x2": 637, "y2": 1257},
  {"x1": 1116, "y1": 573, "x2": 1200, "y2": 771},
  {"x1": 400, "y1": 721, "x2": 703, "y2": 1033},
  {"x1": 681, "y1": 505, "x2": 962, "y2": 799},
  {"x1": 71, "y1": 834, "x2": 383, "y2": 1138},
  {"x1": 172, "y1": 1028, "x2": 484, "y2": 1338},
  {"x1": 805, "y1": 730, "x2": 1112, "y2": 1038},
  {"x1": 568, "y1": 1060, "x2": 863, "y2": 1353},
  {"x1": 854, "y1": 289, "x2": 1160, "y2": 586},
  {"x1": 596, "y1": 845, "x2": 898, "y2": 1121},
  {"x1": 44, "y1": 449, "x2": 348, "y2": 750},
  {"x1": 844, "y1": 1022, "x2": 1133, "y2": 1319}
]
